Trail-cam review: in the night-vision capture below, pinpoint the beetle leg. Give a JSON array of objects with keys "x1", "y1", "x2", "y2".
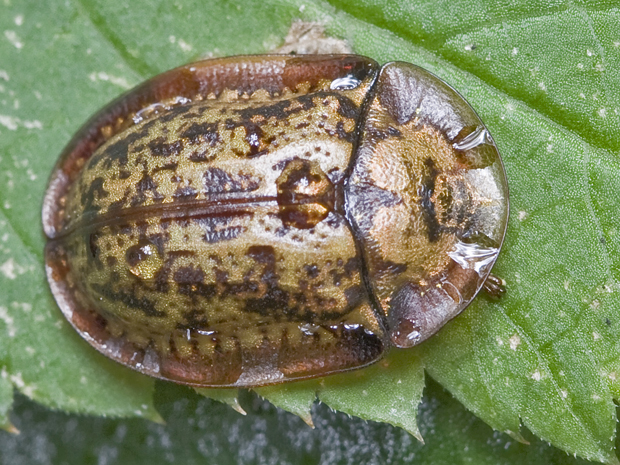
[{"x1": 483, "y1": 273, "x2": 506, "y2": 299}]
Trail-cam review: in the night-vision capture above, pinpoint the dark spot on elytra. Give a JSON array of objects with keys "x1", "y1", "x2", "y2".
[
  {"x1": 233, "y1": 99, "x2": 300, "y2": 121},
  {"x1": 244, "y1": 287, "x2": 290, "y2": 317},
  {"x1": 181, "y1": 121, "x2": 220, "y2": 146},
  {"x1": 235, "y1": 244, "x2": 363, "y2": 323},
  {"x1": 135, "y1": 221, "x2": 149, "y2": 236},
  {"x1": 214, "y1": 268, "x2": 228, "y2": 284},
  {"x1": 232, "y1": 91, "x2": 360, "y2": 141},
  {"x1": 189, "y1": 150, "x2": 216, "y2": 163},
  {"x1": 146, "y1": 234, "x2": 166, "y2": 256},
  {"x1": 90, "y1": 283, "x2": 164, "y2": 317},
  {"x1": 150, "y1": 248, "x2": 195, "y2": 294},
  {"x1": 330, "y1": 256, "x2": 362, "y2": 287},
  {"x1": 278, "y1": 208, "x2": 319, "y2": 230},
  {"x1": 344, "y1": 257, "x2": 360, "y2": 278},
  {"x1": 173, "y1": 265, "x2": 204, "y2": 284},
  {"x1": 173, "y1": 185, "x2": 198, "y2": 200},
  {"x1": 319, "y1": 93, "x2": 360, "y2": 121},
  {"x1": 176, "y1": 309, "x2": 210, "y2": 331},
  {"x1": 203, "y1": 167, "x2": 260, "y2": 194},
  {"x1": 130, "y1": 171, "x2": 162, "y2": 207},
  {"x1": 87, "y1": 127, "x2": 149, "y2": 170},
  {"x1": 223, "y1": 281, "x2": 260, "y2": 298},
  {"x1": 174, "y1": 266, "x2": 218, "y2": 300},
  {"x1": 136, "y1": 171, "x2": 156, "y2": 193},
  {"x1": 195, "y1": 215, "x2": 247, "y2": 243},
  {"x1": 321, "y1": 92, "x2": 360, "y2": 119},
  {"x1": 304, "y1": 264, "x2": 320, "y2": 279},
  {"x1": 152, "y1": 162, "x2": 179, "y2": 173},
  {"x1": 240, "y1": 245, "x2": 283, "y2": 313},
  {"x1": 147, "y1": 136, "x2": 184, "y2": 157},
  {"x1": 81, "y1": 177, "x2": 108, "y2": 213},
  {"x1": 153, "y1": 267, "x2": 170, "y2": 293},
  {"x1": 247, "y1": 245, "x2": 276, "y2": 265}
]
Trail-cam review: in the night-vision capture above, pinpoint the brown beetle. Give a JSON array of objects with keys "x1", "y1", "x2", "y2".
[{"x1": 43, "y1": 55, "x2": 508, "y2": 387}]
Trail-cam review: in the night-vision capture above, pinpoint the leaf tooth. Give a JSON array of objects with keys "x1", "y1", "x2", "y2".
[
  {"x1": 505, "y1": 428, "x2": 529, "y2": 444},
  {"x1": 0, "y1": 375, "x2": 16, "y2": 434},
  {"x1": 253, "y1": 381, "x2": 318, "y2": 427},
  {"x1": 194, "y1": 388, "x2": 246, "y2": 415},
  {"x1": 0, "y1": 421, "x2": 18, "y2": 435},
  {"x1": 317, "y1": 351, "x2": 425, "y2": 443}
]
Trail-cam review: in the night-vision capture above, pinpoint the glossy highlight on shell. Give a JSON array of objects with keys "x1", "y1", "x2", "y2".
[{"x1": 42, "y1": 55, "x2": 508, "y2": 387}]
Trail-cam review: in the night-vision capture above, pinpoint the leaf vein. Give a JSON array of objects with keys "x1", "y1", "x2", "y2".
[
  {"x1": 73, "y1": 0, "x2": 156, "y2": 79},
  {"x1": 572, "y1": 3, "x2": 615, "y2": 113}
]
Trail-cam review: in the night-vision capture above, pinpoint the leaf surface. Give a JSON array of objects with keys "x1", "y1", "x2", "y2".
[{"x1": 0, "y1": 0, "x2": 619, "y2": 462}]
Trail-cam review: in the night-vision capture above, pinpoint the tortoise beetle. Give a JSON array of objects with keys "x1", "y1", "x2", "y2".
[{"x1": 43, "y1": 55, "x2": 508, "y2": 387}]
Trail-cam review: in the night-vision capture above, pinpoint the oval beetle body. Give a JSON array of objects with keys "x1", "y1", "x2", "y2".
[{"x1": 43, "y1": 55, "x2": 508, "y2": 387}]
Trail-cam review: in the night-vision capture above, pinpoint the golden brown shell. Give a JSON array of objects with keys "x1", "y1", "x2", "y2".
[{"x1": 43, "y1": 55, "x2": 508, "y2": 387}]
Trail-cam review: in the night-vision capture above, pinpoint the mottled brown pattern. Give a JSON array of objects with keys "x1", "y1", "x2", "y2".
[
  {"x1": 62, "y1": 90, "x2": 363, "y2": 231},
  {"x1": 43, "y1": 56, "x2": 508, "y2": 387},
  {"x1": 346, "y1": 62, "x2": 508, "y2": 348}
]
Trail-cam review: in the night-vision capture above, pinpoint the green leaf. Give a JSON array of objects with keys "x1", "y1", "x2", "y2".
[
  {"x1": 254, "y1": 381, "x2": 318, "y2": 427},
  {"x1": 318, "y1": 350, "x2": 425, "y2": 441},
  {"x1": 1, "y1": 0, "x2": 619, "y2": 462},
  {"x1": 0, "y1": 374, "x2": 16, "y2": 433},
  {"x1": 195, "y1": 388, "x2": 247, "y2": 415}
]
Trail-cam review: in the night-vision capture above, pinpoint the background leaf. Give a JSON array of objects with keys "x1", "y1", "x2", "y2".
[
  {"x1": 1, "y1": 0, "x2": 619, "y2": 463},
  {"x1": 0, "y1": 378, "x2": 601, "y2": 465},
  {"x1": 0, "y1": 375, "x2": 15, "y2": 433}
]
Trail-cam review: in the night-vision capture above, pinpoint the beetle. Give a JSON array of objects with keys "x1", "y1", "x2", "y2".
[{"x1": 42, "y1": 55, "x2": 508, "y2": 387}]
